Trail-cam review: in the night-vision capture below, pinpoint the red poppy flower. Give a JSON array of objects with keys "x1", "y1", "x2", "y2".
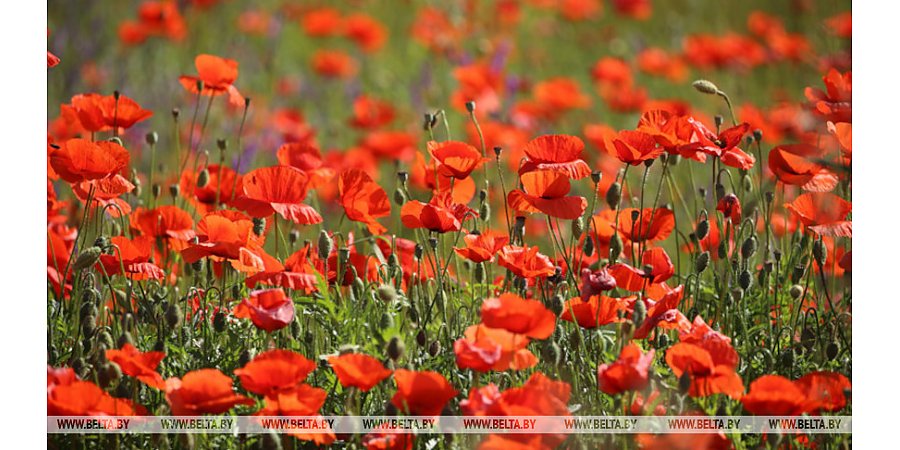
[
  {"x1": 233, "y1": 288, "x2": 295, "y2": 332},
  {"x1": 454, "y1": 230, "x2": 509, "y2": 263},
  {"x1": 312, "y1": 50, "x2": 357, "y2": 78},
  {"x1": 49, "y1": 138, "x2": 129, "y2": 184},
  {"x1": 637, "y1": 110, "x2": 695, "y2": 152},
  {"x1": 665, "y1": 343, "x2": 744, "y2": 399},
  {"x1": 349, "y1": 95, "x2": 395, "y2": 129},
  {"x1": 613, "y1": 130, "x2": 665, "y2": 165},
  {"x1": 97, "y1": 236, "x2": 165, "y2": 280},
  {"x1": 635, "y1": 428, "x2": 732, "y2": 450},
  {"x1": 179, "y1": 54, "x2": 244, "y2": 106},
  {"x1": 71, "y1": 174, "x2": 135, "y2": 217},
  {"x1": 561, "y1": 295, "x2": 628, "y2": 329},
  {"x1": 105, "y1": 343, "x2": 166, "y2": 389},
  {"x1": 48, "y1": 29, "x2": 60, "y2": 68},
  {"x1": 48, "y1": 380, "x2": 137, "y2": 416},
  {"x1": 338, "y1": 169, "x2": 391, "y2": 234},
  {"x1": 633, "y1": 286, "x2": 690, "y2": 339},
  {"x1": 597, "y1": 343, "x2": 655, "y2": 395},
  {"x1": 234, "y1": 349, "x2": 316, "y2": 396},
  {"x1": 343, "y1": 14, "x2": 388, "y2": 52},
  {"x1": 429, "y1": 140, "x2": 486, "y2": 180},
  {"x1": 99, "y1": 93, "x2": 153, "y2": 130},
  {"x1": 180, "y1": 163, "x2": 243, "y2": 215},
  {"x1": 608, "y1": 247, "x2": 674, "y2": 291},
  {"x1": 454, "y1": 334, "x2": 503, "y2": 373},
  {"x1": 768, "y1": 144, "x2": 839, "y2": 192},
  {"x1": 300, "y1": 7, "x2": 343, "y2": 37},
  {"x1": 245, "y1": 244, "x2": 319, "y2": 293},
  {"x1": 275, "y1": 142, "x2": 335, "y2": 189},
  {"x1": 328, "y1": 353, "x2": 393, "y2": 392},
  {"x1": 391, "y1": 369, "x2": 458, "y2": 416},
  {"x1": 401, "y1": 191, "x2": 474, "y2": 233},
  {"x1": 497, "y1": 244, "x2": 556, "y2": 279},
  {"x1": 255, "y1": 384, "x2": 335, "y2": 445},
  {"x1": 363, "y1": 426, "x2": 414, "y2": 450},
  {"x1": 615, "y1": 207, "x2": 675, "y2": 245},
  {"x1": 805, "y1": 68, "x2": 851, "y2": 123},
  {"x1": 580, "y1": 267, "x2": 617, "y2": 300},
  {"x1": 508, "y1": 170, "x2": 587, "y2": 220},
  {"x1": 410, "y1": 150, "x2": 477, "y2": 204},
  {"x1": 532, "y1": 77, "x2": 591, "y2": 118},
  {"x1": 613, "y1": 0, "x2": 652, "y2": 19},
  {"x1": 480, "y1": 293, "x2": 556, "y2": 339},
  {"x1": 784, "y1": 192, "x2": 852, "y2": 237},
  {"x1": 518, "y1": 135, "x2": 591, "y2": 179},
  {"x1": 360, "y1": 131, "x2": 418, "y2": 162},
  {"x1": 165, "y1": 368, "x2": 254, "y2": 415},
  {"x1": 455, "y1": 323, "x2": 539, "y2": 373},
  {"x1": 828, "y1": 121, "x2": 852, "y2": 158},
  {"x1": 795, "y1": 371, "x2": 851, "y2": 413},
  {"x1": 130, "y1": 206, "x2": 196, "y2": 252},
  {"x1": 741, "y1": 375, "x2": 809, "y2": 415},
  {"x1": 234, "y1": 166, "x2": 322, "y2": 225},
  {"x1": 181, "y1": 211, "x2": 268, "y2": 273},
  {"x1": 716, "y1": 193, "x2": 742, "y2": 222}
]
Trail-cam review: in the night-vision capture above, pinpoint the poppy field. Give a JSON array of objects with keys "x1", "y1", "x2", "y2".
[{"x1": 46, "y1": 0, "x2": 852, "y2": 448}]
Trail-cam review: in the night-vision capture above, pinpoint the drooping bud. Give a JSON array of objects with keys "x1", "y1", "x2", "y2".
[
  {"x1": 695, "y1": 251, "x2": 710, "y2": 273},
  {"x1": 393, "y1": 188, "x2": 406, "y2": 206},
  {"x1": 696, "y1": 219, "x2": 710, "y2": 241},
  {"x1": 813, "y1": 238, "x2": 827, "y2": 267},
  {"x1": 582, "y1": 235, "x2": 595, "y2": 257},
  {"x1": 741, "y1": 236, "x2": 758, "y2": 259},
  {"x1": 428, "y1": 340, "x2": 441, "y2": 357},
  {"x1": 252, "y1": 217, "x2": 265, "y2": 236},
  {"x1": 164, "y1": 303, "x2": 182, "y2": 330},
  {"x1": 387, "y1": 336, "x2": 404, "y2": 361},
  {"x1": 479, "y1": 202, "x2": 491, "y2": 219},
  {"x1": 739, "y1": 270, "x2": 752, "y2": 290},
  {"x1": 609, "y1": 234, "x2": 623, "y2": 262},
  {"x1": 474, "y1": 262, "x2": 486, "y2": 283},
  {"x1": 692, "y1": 79, "x2": 720, "y2": 95},
  {"x1": 196, "y1": 169, "x2": 210, "y2": 188},
  {"x1": 317, "y1": 231, "x2": 333, "y2": 260},
  {"x1": 606, "y1": 182, "x2": 622, "y2": 209},
  {"x1": 632, "y1": 299, "x2": 647, "y2": 328},
  {"x1": 571, "y1": 216, "x2": 585, "y2": 238},
  {"x1": 73, "y1": 247, "x2": 102, "y2": 271}
]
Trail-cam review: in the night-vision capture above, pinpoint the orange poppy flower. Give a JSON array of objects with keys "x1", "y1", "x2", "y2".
[
  {"x1": 234, "y1": 349, "x2": 316, "y2": 397},
  {"x1": 636, "y1": 110, "x2": 695, "y2": 152},
  {"x1": 795, "y1": 371, "x2": 851, "y2": 413},
  {"x1": 48, "y1": 380, "x2": 137, "y2": 416},
  {"x1": 49, "y1": 138, "x2": 129, "y2": 184},
  {"x1": 339, "y1": 169, "x2": 391, "y2": 234},
  {"x1": 343, "y1": 13, "x2": 387, "y2": 53},
  {"x1": 105, "y1": 343, "x2": 166, "y2": 389},
  {"x1": 165, "y1": 368, "x2": 254, "y2": 415},
  {"x1": 634, "y1": 428, "x2": 732, "y2": 450},
  {"x1": 301, "y1": 7, "x2": 343, "y2": 37},
  {"x1": 234, "y1": 166, "x2": 322, "y2": 225},
  {"x1": 130, "y1": 206, "x2": 196, "y2": 252},
  {"x1": 613, "y1": 130, "x2": 665, "y2": 165},
  {"x1": 665, "y1": 343, "x2": 744, "y2": 399},
  {"x1": 455, "y1": 324, "x2": 538, "y2": 373},
  {"x1": 349, "y1": 95, "x2": 396, "y2": 129},
  {"x1": 454, "y1": 334, "x2": 503, "y2": 373},
  {"x1": 429, "y1": 140, "x2": 486, "y2": 180},
  {"x1": 454, "y1": 230, "x2": 509, "y2": 263},
  {"x1": 391, "y1": 369, "x2": 458, "y2": 416},
  {"x1": 597, "y1": 343, "x2": 655, "y2": 395},
  {"x1": 181, "y1": 210, "x2": 267, "y2": 273},
  {"x1": 804, "y1": 68, "x2": 852, "y2": 123},
  {"x1": 245, "y1": 244, "x2": 319, "y2": 293},
  {"x1": 410, "y1": 150, "x2": 476, "y2": 204},
  {"x1": 360, "y1": 130, "x2": 418, "y2": 162},
  {"x1": 768, "y1": 144, "x2": 839, "y2": 192},
  {"x1": 179, "y1": 54, "x2": 244, "y2": 106},
  {"x1": 615, "y1": 207, "x2": 675, "y2": 245},
  {"x1": 97, "y1": 235, "x2": 165, "y2": 280},
  {"x1": 255, "y1": 384, "x2": 335, "y2": 445},
  {"x1": 828, "y1": 121, "x2": 852, "y2": 158},
  {"x1": 401, "y1": 191, "x2": 474, "y2": 233},
  {"x1": 328, "y1": 353, "x2": 393, "y2": 391},
  {"x1": 716, "y1": 193, "x2": 742, "y2": 222},
  {"x1": 233, "y1": 288, "x2": 295, "y2": 332},
  {"x1": 741, "y1": 375, "x2": 810, "y2": 416},
  {"x1": 480, "y1": 293, "x2": 556, "y2": 339},
  {"x1": 508, "y1": 170, "x2": 587, "y2": 220},
  {"x1": 274, "y1": 142, "x2": 334, "y2": 190},
  {"x1": 100, "y1": 93, "x2": 153, "y2": 130},
  {"x1": 532, "y1": 77, "x2": 591, "y2": 118},
  {"x1": 518, "y1": 135, "x2": 591, "y2": 179},
  {"x1": 784, "y1": 192, "x2": 852, "y2": 237},
  {"x1": 180, "y1": 163, "x2": 243, "y2": 215},
  {"x1": 561, "y1": 294, "x2": 628, "y2": 329},
  {"x1": 312, "y1": 49, "x2": 357, "y2": 78},
  {"x1": 497, "y1": 244, "x2": 556, "y2": 279},
  {"x1": 71, "y1": 174, "x2": 135, "y2": 217}
]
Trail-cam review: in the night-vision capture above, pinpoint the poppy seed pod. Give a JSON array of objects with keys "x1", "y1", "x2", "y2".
[
  {"x1": 428, "y1": 340, "x2": 441, "y2": 357},
  {"x1": 387, "y1": 336, "x2": 404, "y2": 360},
  {"x1": 606, "y1": 182, "x2": 621, "y2": 209},
  {"x1": 493, "y1": 146, "x2": 502, "y2": 158},
  {"x1": 73, "y1": 247, "x2": 102, "y2": 271},
  {"x1": 474, "y1": 262, "x2": 486, "y2": 283},
  {"x1": 741, "y1": 236, "x2": 758, "y2": 259},
  {"x1": 190, "y1": 259, "x2": 204, "y2": 273},
  {"x1": 692, "y1": 79, "x2": 720, "y2": 95},
  {"x1": 571, "y1": 216, "x2": 585, "y2": 238},
  {"x1": 479, "y1": 202, "x2": 491, "y2": 220},
  {"x1": 813, "y1": 238, "x2": 827, "y2": 267},
  {"x1": 213, "y1": 311, "x2": 227, "y2": 332},
  {"x1": 465, "y1": 101, "x2": 476, "y2": 112},
  {"x1": 695, "y1": 251, "x2": 710, "y2": 273},
  {"x1": 164, "y1": 303, "x2": 182, "y2": 330},
  {"x1": 583, "y1": 235, "x2": 595, "y2": 257},
  {"x1": 632, "y1": 299, "x2": 647, "y2": 328},
  {"x1": 196, "y1": 169, "x2": 210, "y2": 188},
  {"x1": 169, "y1": 184, "x2": 180, "y2": 198},
  {"x1": 288, "y1": 229, "x2": 299, "y2": 245},
  {"x1": 739, "y1": 270, "x2": 752, "y2": 290},
  {"x1": 317, "y1": 231, "x2": 333, "y2": 260},
  {"x1": 789, "y1": 284, "x2": 803, "y2": 299},
  {"x1": 393, "y1": 187, "x2": 406, "y2": 206},
  {"x1": 678, "y1": 372, "x2": 692, "y2": 394}
]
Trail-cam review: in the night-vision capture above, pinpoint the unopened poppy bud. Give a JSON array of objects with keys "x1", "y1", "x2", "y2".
[
  {"x1": 630, "y1": 210, "x2": 640, "y2": 222},
  {"x1": 393, "y1": 188, "x2": 406, "y2": 206},
  {"x1": 826, "y1": 342, "x2": 839, "y2": 360},
  {"x1": 252, "y1": 217, "x2": 265, "y2": 236},
  {"x1": 145, "y1": 132, "x2": 158, "y2": 145},
  {"x1": 153, "y1": 340, "x2": 165, "y2": 353},
  {"x1": 427, "y1": 236, "x2": 438, "y2": 250},
  {"x1": 474, "y1": 262, "x2": 486, "y2": 283},
  {"x1": 609, "y1": 234, "x2": 623, "y2": 262},
  {"x1": 741, "y1": 237, "x2": 757, "y2": 259},
  {"x1": 288, "y1": 229, "x2": 299, "y2": 245},
  {"x1": 117, "y1": 331, "x2": 134, "y2": 348},
  {"x1": 493, "y1": 146, "x2": 502, "y2": 158},
  {"x1": 789, "y1": 284, "x2": 803, "y2": 299},
  {"x1": 98, "y1": 362, "x2": 121, "y2": 388},
  {"x1": 239, "y1": 349, "x2": 255, "y2": 367},
  {"x1": 644, "y1": 158, "x2": 654, "y2": 168},
  {"x1": 742, "y1": 174, "x2": 753, "y2": 192},
  {"x1": 715, "y1": 183, "x2": 725, "y2": 201},
  {"x1": 717, "y1": 241, "x2": 727, "y2": 259},
  {"x1": 169, "y1": 184, "x2": 180, "y2": 198},
  {"x1": 571, "y1": 216, "x2": 585, "y2": 238},
  {"x1": 549, "y1": 294, "x2": 564, "y2": 316},
  {"x1": 606, "y1": 182, "x2": 621, "y2": 209},
  {"x1": 422, "y1": 113, "x2": 434, "y2": 130},
  {"x1": 764, "y1": 191, "x2": 775, "y2": 204},
  {"x1": 514, "y1": 276, "x2": 527, "y2": 291},
  {"x1": 479, "y1": 202, "x2": 491, "y2": 219},
  {"x1": 352, "y1": 276, "x2": 366, "y2": 299},
  {"x1": 97, "y1": 330, "x2": 114, "y2": 350},
  {"x1": 164, "y1": 303, "x2": 182, "y2": 329},
  {"x1": 213, "y1": 311, "x2": 227, "y2": 332},
  {"x1": 414, "y1": 244, "x2": 424, "y2": 260},
  {"x1": 568, "y1": 330, "x2": 581, "y2": 349},
  {"x1": 583, "y1": 235, "x2": 595, "y2": 257},
  {"x1": 753, "y1": 129, "x2": 763, "y2": 142},
  {"x1": 590, "y1": 171, "x2": 602, "y2": 184},
  {"x1": 81, "y1": 314, "x2": 97, "y2": 337},
  {"x1": 428, "y1": 340, "x2": 441, "y2": 357},
  {"x1": 387, "y1": 336, "x2": 405, "y2": 360},
  {"x1": 632, "y1": 299, "x2": 647, "y2": 328},
  {"x1": 196, "y1": 169, "x2": 210, "y2": 188},
  {"x1": 813, "y1": 238, "x2": 827, "y2": 267},
  {"x1": 656, "y1": 333, "x2": 669, "y2": 348},
  {"x1": 714, "y1": 115, "x2": 724, "y2": 128},
  {"x1": 216, "y1": 138, "x2": 227, "y2": 151},
  {"x1": 678, "y1": 372, "x2": 692, "y2": 394},
  {"x1": 377, "y1": 284, "x2": 397, "y2": 303},
  {"x1": 73, "y1": 247, "x2": 102, "y2": 271},
  {"x1": 94, "y1": 236, "x2": 112, "y2": 253},
  {"x1": 396, "y1": 171, "x2": 409, "y2": 185},
  {"x1": 695, "y1": 251, "x2": 710, "y2": 273},
  {"x1": 190, "y1": 259, "x2": 204, "y2": 272},
  {"x1": 542, "y1": 341, "x2": 561, "y2": 366},
  {"x1": 317, "y1": 231, "x2": 333, "y2": 259},
  {"x1": 791, "y1": 265, "x2": 805, "y2": 284},
  {"x1": 107, "y1": 136, "x2": 123, "y2": 147},
  {"x1": 465, "y1": 101, "x2": 476, "y2": 112},
  {"x1": 744, "y1": 135, "x2": 754, "y2": 147},
  {"x1": 731, "y1": 288, "x2": 743, "y2": 303},
  {"x1": 514, "y1": 216, "x2": 526, "y2": 241},
  {"x1": 739, "y1": 270, "x2": 752, "y2": 290},
  {"x1": 696, "y1": 219, "x2": 710, "y2": 241},
  {"x1": 692, "y1": 79, "x2": 720, "y2": 95},
  {"x1": 378, "y1": 311, "x2": 395, "y2": 330}
]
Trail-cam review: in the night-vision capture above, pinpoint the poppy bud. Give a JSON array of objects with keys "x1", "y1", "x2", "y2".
[
  {"x1": 479, "y1": 202, "x2": 491, "y2": 219},
  {"x1": 698, "y1": 187, "x2": 707, "y2": 198},
  {"x1": 678, "y1": 372, "x2": 692, "y2": 393},
  {"x1": 789, "y1": 284, "x2": 803, "y2": 299},
  {"x1": 81, "y1": 314, "x2": 97, "y2": 337},
  {"x1": 414, "y1": 244, "x2": 424, "y2": 260},
  {"x1": 695, "y1": 252, "x2": 710, "y2": 273},
  {"x1": 571, "y1": 216, "x2": 585, "y2": 238},
  {"x1": 465, "y1": 101, "x2": 476, "y2": 112},
  {"x1": 741, "y1": 236, "x2": 757, "y2": 259},
  {"x1": 568, "y1": 330, "x2": 581, "y2": 349},
  {"x1": 392, "y1": 187, "x2": 407, "y2": 206},
  {"x1": 195, "y1": 169, "x2": 210, "y2": 188},
  {"x1": 548, "y1": 294, "x2": 565, "y2": 316},
  {"x1": 151, "y1": 184, "x2": 162, "y2": 199},
  {"x1": 164, "y1": 303, "x2": 182, "y2": 330},
  {"x1": 590, "y1": 171, "x2": 602, "y2": 184},
  {"x1": 606, "y1": 182, "x2": 621, "y2": 209},
  {"x1": 379, "y1": 312, "x2": 394, "y2": 330},
  {"x1": 514, "y1": 216, "x2": 526, "y2": 241},
  {"x1": 213, "y1": 311, "x2": 227, "y2": 332},
  {"x1": 742, "y1": 174, "x2": 753, "y2": 192},
  {"x1": 609, "y1": 234, "x2": 623, "y2": 262},
  {"x1": 428, "y1": 340, "x2": 441, "y2": 357},
  {"x1": 377, "y1": 284, "x2": 397, "y2": 303},
  {"x1": 630, "y1": 210, "x2": 640, "y2": 223},
  {"x1": 717, "y1": 241, "x2": 727, "y2": 260},
  {"x1": 316, "y1": 231, "x2": 333, "y2": 261},
  {"x1": 826, "y1": 342, "x2": 839, "y2": 360},
  {"x1": 514, "y1": 276, "x2": 527, "y2": 291},
  {"x1": 107, "y1": 136, "x2": 124, "y2": 147},
  {"x1": 352, "y1": 277, "x2": 366, "y2": 299},
  {"x1": 656, "y1": 333, "x2": 669, "y2": 349},
  {"x1": 153, "y1": 340, "x2": 165, "y2": 353},
  {"x1": 250, "y1": 217, "x2": 265, "y2": 237},
  {"x1": 93, "y1": 236, "x2": 112, "y2": 254},
  {"x1": 96, "y1": 330, "x2": 114, "y2": 350},
  {"x1": 813, "y1": 238, "x2": 827, "y2": 267},
  {"x1": 80, "y1": 302, "x2": 99, "y2": 321},
  {"x1": 287, "y1": 229, "x2": 299, "y2": 246},
  {"x1": 542, "y1": 341, "x2": 562, "y2": 366},
  {"x1": 73, "y1": 247, "x2": 102, "y2": 271},
  {"x1": 427, "y1": 237, "x2": 438, "y2": 251},
  {"x1": 493, "y1": 146, "x2": 502, "y2": 158},
  {"x1": 387, "y1": 336, "x2": 405, "y2": 360},
  {"x1": 696, "y1": 219, "x2": 709, "y2": 241},
  {"x1": 190, "y1": 258, "x2": 204, "y2": 273},
  {"x1": 582, "y1": 235, "x2": 595, "y2": 257},
  {"x1": 117, "y1": 332, "x2": 134, "y2": 348},
  {"x1": 474, "y1": 262, "x2": 486, "y2": 283},
  {"x1": 692, "y1": 79, "x2": 720, "y2": 95},
  {"x1": 422, "y1": 113, "x2": 434, "y2": 131},
  {"x1": 169, "y1": 184, "x2": 180, "y2": 199},
  {"x1": 715, "y1": 183, "x2": 725, "y2": 201},
  {"x1": 730, "y1": 288, "x2": 743, "y2": 303},
  {"x1": 791, "y1": 265, "x2": 805, "y2": 284},
  {"x1": 239, "y1": 349, "x2": 255, "y2": 368},
  {"x1": 714, "y1": 115, "x2": 724, "y2": 128},
  {"x1": 98, "y1": 362, "x2": 121, "y2": 388},
  {"x1": 632, "y1": 299, "x2": 647, "y2": 328},
  {"x1": 739, "y1": 270, "x2": 752, "y2": 290},
  {"x1": 744, "y1": 135, "x2": 754, "y2": 147},
  {"x1": 753, "y1": 129, "x2": 763, "y2": 142}
]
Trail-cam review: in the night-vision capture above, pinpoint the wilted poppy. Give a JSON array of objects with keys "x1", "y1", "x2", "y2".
[
  {"x1": 480, "y1": 293, "x2": 556, "y2": 339},
  {"x1": 179, "y1": 54, "x2": 244, "y2": 106},
  {"x1": 580, "y1": 267, "x2": 617, "y2": 300},
  {"x1": 597, "y1": 343, "x2": 655, "y2": 395},
  {"x1": 497, "y1": 244, "x2": 556, "y2": 279},
  {"x1": 328, "y1": 353, "x2": 393, "y2": 391},
  {"x1": 233, "y1": 288, "x2": 295, "y2": 332},
  {"x1": 391, "y1": 369, "x2": 458, "y2": 416},
  {"x1": 454, "y1": 230, "x2": 509, "y2": 263},
  {"x1": 165, "y1": 368, "x2": 254, "y2": 415},
  {"x1": 234, "y1": 349, "x2": 316, "y2": 396},
  {"x1": 508, "y1": 170, "x2": 587, "y2": 220},
  {"x1": 105, "y1": 344, "x2": 166, "y2": 389},
  {"x1": 339, "y1": 169, "x2": 391, "y2": 234}
]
